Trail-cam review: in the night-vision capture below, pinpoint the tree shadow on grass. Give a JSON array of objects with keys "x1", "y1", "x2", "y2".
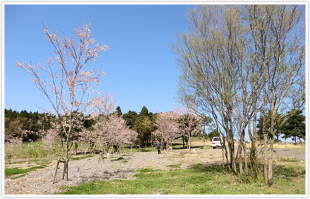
[{"x1": 273, "y1": 164, "x2": 305, "y2": 178}]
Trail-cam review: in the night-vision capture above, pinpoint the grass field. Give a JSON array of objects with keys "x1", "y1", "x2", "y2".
[
  {"x1": 5, "y1": 137, "x2": 306, "y2": 194},
  {"x1": 55, "y1": 160, "x2": 305, "y2": 195}
]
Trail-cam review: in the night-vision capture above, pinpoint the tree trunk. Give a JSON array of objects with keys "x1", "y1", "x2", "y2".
[
  {"x1": 249, "y1": 96, "x2": 259, "y2": 180},
  {"x1": 226, "y1": 129, "x2": 236, "y2": 173},
  {"x1": 75, "y1": 142, "x2": 78, "y2": 155},
  {"x1": 64, "y1": 138, "x2": 69, "y2": 181},
  {"x1": 203, "y1": 134, "x2": 205, "y2": 147},
  {"x1": 62, "y1": 160, "x2": 66, "y2": 180},
  {"x1": 223, "y1": 138, "x2": 229, "y2": 164},
  {"x1": 263, "y1": 133, "x2": 268, "y2": 185},
  {"x1": 242, "y1": 140, "x2": 248, "y2": 175},
  {"x1": 61, "y1": 139, "x2": 64, "y2": 152},
  {"x1": 188, "y1": 133, "x2": 191, "y2": 154},
  {"x1": 268, "y1": 134, "x2": 274, "y2": 181},
  {"x1": 53, "y1": 158, "x2": 60, "y2": 184},
  {"x1": 237, "y1": 142, "x2": 243, "y2": 174},
  {"x1": 101, "y1": 146, "x2": 105, "y2": 160},
  {"x1": 221, "y1": 142, "x2": 225, "y2": 172}
]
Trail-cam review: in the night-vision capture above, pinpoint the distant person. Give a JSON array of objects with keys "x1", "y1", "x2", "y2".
[{"x1": 157, "y1": 140, "x2": 161, "y2": 154}]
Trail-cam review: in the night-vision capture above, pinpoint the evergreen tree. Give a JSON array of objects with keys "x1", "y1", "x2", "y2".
[
  {"x1": 140, "y1": 106, "x2": 149, "y2": 117},
  {"x1": 123, "y1": 110, "x2": 138, "y2": 129},
  {"x1": 282, "y1": 109, "x2": 305, "y2": 143},
  {"x1": 116, "y1": 106, "x2": 122, "y2": 117},
  {"x1": 20, "y1": 110, "x2": 29, "y2": 119},
  {"x1": 207, "y1": 129, "x2": 220, "y2": 141},
  {"x1": 257, "y1": 111, "x2": 285, "y2": 141}
]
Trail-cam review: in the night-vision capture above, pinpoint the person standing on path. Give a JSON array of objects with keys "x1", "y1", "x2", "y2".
[{"x1": 157, "y1": 140, "x2": 161, "y2": 154}]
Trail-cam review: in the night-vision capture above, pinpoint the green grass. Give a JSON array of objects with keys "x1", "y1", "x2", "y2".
[
  {"x1": 5, "y1": 155, "x2": 93, "y2": 179},
  {"x1": 167, "y1": 164, "x2": 181, "y2": 168},
  {"x1": 70, "y1": 155, "x2": 94, "y2": 161},
  {"x1": 55, "y1": 163, "x2": 305, "y2": 195},
  {"x1": 280, "y1": 157, "x2": 298, "y2": 162},
  {"x1": 5, "y1": 165, "x2": 47, "y2": 177}
]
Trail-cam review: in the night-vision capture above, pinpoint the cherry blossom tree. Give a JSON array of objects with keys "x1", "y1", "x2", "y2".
[
  {"x1": 176, "y1": 107, "x2": 203, "y2": 154},
  {"x1": 153, "y1": 111, "x2": 180, "y2": 151},
  {"x1": 89, "y1": 92, "x2": 115, "y2": 159},
  {"x1": 104, "y1": 114, "x2": 138, "y2": 154},
  {"x1": 94, "y1": 113, "x2": 138, "y2": 158},
  {"x1": 89, "y1": 93, "x2": 138, "y2": 160},
  {"x1": 16, "y1": 22, "x2": 108, "y2": 181}
]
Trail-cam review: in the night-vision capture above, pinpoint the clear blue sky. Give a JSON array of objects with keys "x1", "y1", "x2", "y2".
[{"x1": 5, "y1": 4, "x2": 196, "y2": 115}]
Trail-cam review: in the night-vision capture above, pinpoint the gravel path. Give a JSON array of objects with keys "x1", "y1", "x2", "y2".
[{"x1": 4, "y1": 148, "x2": 305, "y2": 195}]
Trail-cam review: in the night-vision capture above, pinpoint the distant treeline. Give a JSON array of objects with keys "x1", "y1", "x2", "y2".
[
  {"x1": 4, "y1": 109, "x2": 53, "y2": 142},
  {"x1": 4, "y1": 106, "x2": 161, "y2": 146}
]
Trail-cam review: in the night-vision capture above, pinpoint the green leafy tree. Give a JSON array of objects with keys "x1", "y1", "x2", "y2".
[
  {"x1": 20, "y1": 110, "x2": 29, "y2": 119},
  {"x1": 116, "y1": 106, "x2": 122, "y2": 117},
  {"x1": 257, "y1": 111, "x2": 286, "y2": 142},
  {"x1": 282, "y1": 109, "x2": 305, "y2": 143},
  {"x1": 133, "y1": 106, "x2": 152, "y2": 148},
  {"x1": 123, "y1": 110, "x2": 138, "y2": 129},
  {"x1": 140, "y1": 106, "x2": 149, "y2": 117},
  {"x1": 207, "y1": 129, "x2": 220, "y2": 141},
  {"x1": 5, "y1": 109, "x2": 19, "y2": 120}
]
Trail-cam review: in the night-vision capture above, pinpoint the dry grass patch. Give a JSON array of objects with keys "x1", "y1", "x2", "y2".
[
  {"x1": 5, "y1": 162, "x2": 38, "y2": 170},
  {"x1": 192, "y1": 139, "x2": 305, "y2": 151}
]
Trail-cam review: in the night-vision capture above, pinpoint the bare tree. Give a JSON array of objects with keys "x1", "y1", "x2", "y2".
[
  {"x1": 245, "y1": 5, "x2": 305, "y2": 183},
  {"x1": 173, "y1": 5, "x2": 305, "y2": 182},
  {"x1": 173, "y1": 5, "x2": 246, "y2": 172}
]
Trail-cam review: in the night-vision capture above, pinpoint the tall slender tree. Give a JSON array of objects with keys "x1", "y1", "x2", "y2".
[{"x1": 16, "y1": 22, "x2": 109, "y2": 181}]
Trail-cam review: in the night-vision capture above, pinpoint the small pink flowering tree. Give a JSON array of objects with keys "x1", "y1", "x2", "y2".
[
  {"x1": 153, "y1": 111, "x2": 180, "y2": 151},
  {"x1": 89, "y1": 93, "x2": 115, "y2": 159},
  {"x1": 124, "y1": 128, "x2": 138, "y2": 152},
  {"x1": 94, "y1": 113, "x2": 138, "y2": 158},
  {"x1": 89, "y1": 93, "x2": 138, "y2": 157},
  {"x1": 176, "y1": 107, "x2": 203, "y2": 154},
  {"x1": 105, "y1": 114, "x2": 135, "y2": 154},
  {"x1": 16, "y1": 22, "x2": 108, "y2": 181}
]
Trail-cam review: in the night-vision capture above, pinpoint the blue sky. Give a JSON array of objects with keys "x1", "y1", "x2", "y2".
[
  {"x1": 3, "y1": 3, "x2": 307, "y2": 144},
  {"x1": 5, "y1": 4, "x2": 196, "y2": 115}
]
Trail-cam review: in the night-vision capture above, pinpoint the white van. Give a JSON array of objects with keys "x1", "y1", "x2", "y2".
[{"x1": 212, "y1": 137, "x2": 223, "y2": 149}]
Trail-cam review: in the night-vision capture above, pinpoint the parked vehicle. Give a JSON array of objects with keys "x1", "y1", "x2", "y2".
[{"x1": 212, "y1": 136, "x2": 223, "y2": 149}]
